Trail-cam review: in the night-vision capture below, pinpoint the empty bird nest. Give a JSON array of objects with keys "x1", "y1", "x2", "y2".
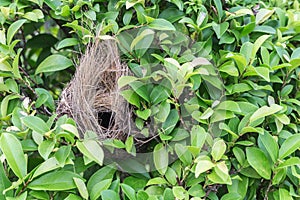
[{"x1": 56, "y1": 39, "x2": 131, "y2": 141}]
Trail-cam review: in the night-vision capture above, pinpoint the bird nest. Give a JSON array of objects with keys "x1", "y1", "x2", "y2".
[{"x1": 56, "y1": 39, "x2": 131, "y2": 141}]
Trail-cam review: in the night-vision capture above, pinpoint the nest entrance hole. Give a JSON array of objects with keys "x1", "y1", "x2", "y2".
[{"x1": 97, "y1": 111, "x2": 115, "y2": 129}]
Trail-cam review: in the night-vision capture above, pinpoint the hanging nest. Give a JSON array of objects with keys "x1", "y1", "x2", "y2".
[{"x1": 56, "y1": 39, "x2": 131, "y2": 141}]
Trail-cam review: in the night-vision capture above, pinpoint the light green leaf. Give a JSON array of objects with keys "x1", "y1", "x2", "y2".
[
  {"x1": 276, "y1": 157, "x2": 300, "y2": 169},
  {"x1": 148, "y1": 18, "x2": 176, "y2": 31},
  {"x1": 35, "y1": 55, "x2": 73, "y2": 74},
  {"x1": 195, "y1": 158, "x2": 215, "y2": 178},
  {"x1": 136, "y1": 109, "x2": 151, "y2": 120},
  {"x1": 279, "y1": 134, "x2": 300, "y2": 159},
  {"x1": 28, "y1": 171, "x2": 83, "y2": 191},
  {"x1": 212, "y1": 22, "x2": 229, "y2": 39},
  {"x1": 57, "y1": 38, "x2": 79, "y2": 50},
  {"x1": 76, "y1": 140, "x2": 104, "y2": 166},
  {"x1": 172, "y1": 186, "x2": 188, "y2": 200},
  {"x1": 130, "y1": 29, "x2": 154, "y2": 50},
  {"x1": 101, "y1": 190, "x2": 120, "y2": 200},
  {"x1": 251, "y1": 35, "x2": 271, "y2": 60},
  {"x1": 258, "y1": 132, "x2": 278, "y2": 163},
  {"x1": 153, "y1": 143, "x2": 168, "y2": 175},
  {"x1": 216, "y1": 101, "x2": 241, "y2": 113},
  {"x1": 279, "y1": 188, "x2": 293, "y2": 200},
  {"x1": 90, "y1": 179, "x2": 112, "y2": 200},
  {"x1": 7, "y1": 19, "x2": 26, "y2": 45},
  {"x1": 191, "y1": 125, "x2": 207, "y2": 149},
  {"x1": 256, "y1": 9, "x2": 274, "y2": 24},
  {"x1": 38, "y1": 140, "x2": 55, "y2": 160},
  {"x1": 0, "y1": 133, "x2": 27, "y2": 179},
  {"x1": 146, "y1": 177, "x2": 168, "y2": 186},
  {"x1": 246, "y1": 147, "x2": 271, "y2": 179},
  {"x1": 73, "y1": 177, "x2": 89, "y2": 199},
  {"x1": 87, "y1": 165, "x2": 116, "y2": 193},
  {"x1": 60, "y1": 124, "x2": 80, "y2": 138},
  {"x1": 32, "y1": 157, "x2": 60, "y2": 179},
  {"x1": 211, "y1": 139, "x2": 226, "y2": 161},
  {"x1": 121, "y1": 90, "x2": 140, "y2": 108},
  {"x1": 22, "y1": 116, "x2": 50, "y2": 135},
  {"x1": 121, "y1": 184, "x2": 136, "y2": 200},
  {"x1": 249, "y1": 104, "x2": 282, "y2": 123},
  {"x1": 118, "y1": 76, "x2": 138, "y2": 89},
  {"x1": 207, "y1": 161, "x2": 231, "y2": 185}
]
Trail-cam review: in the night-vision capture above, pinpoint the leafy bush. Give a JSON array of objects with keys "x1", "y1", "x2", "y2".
[{"x1": 0, "y1": 0, "x2": 300, "y2": 199}]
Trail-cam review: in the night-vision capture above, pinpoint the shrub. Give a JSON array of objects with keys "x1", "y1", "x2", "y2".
[{"x1": 0, "y1": 0, "x2": 299, "y2": 199}]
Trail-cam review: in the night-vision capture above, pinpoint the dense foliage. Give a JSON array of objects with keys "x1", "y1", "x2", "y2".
[{"x1": 0, "y1": 0, "x2": 300, "y2": 199}]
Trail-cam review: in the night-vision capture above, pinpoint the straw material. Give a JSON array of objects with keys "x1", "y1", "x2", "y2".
[{"x1": 56, "y1": 39, "x2": 131, "y2": 140}]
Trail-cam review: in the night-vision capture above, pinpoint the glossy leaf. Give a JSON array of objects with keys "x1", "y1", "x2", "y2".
[
  {"x1": 0, "y1": 133, "x2": 27, "y2": 179},
  {"x1": 246, "y1": 147, "x2": 271, "y2": 179},
  {"x1": 35, "y1": 55, "x2": 73, "y2": 74}
]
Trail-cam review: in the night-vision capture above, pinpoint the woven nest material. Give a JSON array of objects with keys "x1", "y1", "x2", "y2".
[{"x1": 56, "y1": 39, "x2": 131, "y2": 140}]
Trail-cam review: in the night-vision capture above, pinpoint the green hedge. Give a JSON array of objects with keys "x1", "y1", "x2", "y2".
[{"x1": 0, "y1": 0, "x2": 300, "y2": 199}]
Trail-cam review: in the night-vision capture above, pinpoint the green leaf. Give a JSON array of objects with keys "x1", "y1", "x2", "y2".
[
  {"x1": 279, "y1": 188, "x2": 293, "y2": 200},
  {"x1": 23, "y1": 12, "x2": 38, "y2": 22},
  {"x1": 73, "y1": 177, "x2": 89, "y2": 199},
  {"x1": 148, "y1": 18, "x2": 176, "y2": 31},
  {"x1": 1, "y1": 94, "x2": 19, "y2": 118},
  {"x1": 191, "y1": 125, "x2": 208, "y2": 149},
  {"x1": 32, "y1": 157, "x2": 60, "y2": 179},
  {"x1": 212, "y1": 22, "x2": 229, "y2": 39},
  {"x1": 118, "y1": 76, "x2": 138, "y2": 89},
  {"x1": 121, "y1": 90, "x2": 140, "y2": 108},
  {"x1": 155, "y1": 101, "x2": 170, "y2": 122},
  {"x1": 246, "y1": 147, "x2": 271, "y2": 179},
  {"x1": 276, "y1": 157, "x2": 300, "y2": 169},
  {"x1": 146, "y1": 177, "x2": 168, "y2": 186},
  {"x1": 90, "y1": 179, "x2": 112, "y2": 200},
  {"x1": 60, "y1": 124, "x2": 80, "y2": 138},
  {"x1": 249, "y1": 104, "x2": 282, "y2": 123},
  {"x1": 172, "y1": 186, "x2": 188, "y2": 200},
  {"x1": 57, "y1": 38, "x2": 79, "y2": 50},
  {"x1": 256, "y1": 9, "x2": 274, "y2": 24},
  {"x1": 129, "y1": 81, "x2": 150, "y2": 102},
  {"x1": 130, "y1": 29, "x2": 154, "y2": 50},
  {"x1": 136, "y1": 109, "x2": 151, "y2": 120},
  {"x1": 251, "y1": 35, "x2": 271, "y2": 60},
  {"x1": 101, "y1": 190, "x2": 120, "y2": 200},
  {"x1": 54, "y1": 146, "x2": 71, "y2": 166},
  {"x1": 0, "y1": 133, "x2": 27, "y2": 179},
  {"x1": 216, "y1": 101, "x2": 241, "y2": 113},
  {"x1": 211, "y1": 139, "x2": 226, "y2": 161},
  {"x1": 65, "y1": 194, "x2": 81, "y2": 200},
  {"x1": 0, "y1": 162, "x2": 11, "y2": 199},
  {"x1": 121, "y1": 184, "x2": 136, "y2": 200},
  {"x1": 35, "y1": 55, "x2": 73, "y2": 74},
  {"x1": 221, "y1": 193, "x2": 242, "y2": 200},
  {"x1": 207, "y1": 161, "x2": 231, "y2": 184},
  {"x1": 87, "y1": 165, "x2": 116, "y2": 194},
  {"x1": 213, "y1": 0, "x2": 224, "y2": 22},
  {"x1": 195, "y1": 158, "x2": 215, "y2": 178},
  {"x1": 279, "y1": 134, "x2": 300, "y2": 159},
  {"x1": 28, "y1": 171, "x2": 83, "y2": 191},
  {"x1": 38, "y1": 140, "x2": 55, "y2": 160},
  {"x1": 7, "y1": 19, "x2": 26, "y2": 45},
  {"x1": 153, "y1": 143, "x2": 168, "y2": 175},
  {"x1": 76, "y1": 139, "x2": 104, "y2": 166},
  {"x1": 162, "y1": 109, "x2": 179, "y2": 135},
  {"x1": 150, "y1": 85, "x2": 170, "y2": 105},
  {"x1": 258, "y1": 132, "x2": 278, "y2": 163},
  {"x1": 22, "y1": 116, "x2": 50, "y2": 135},
  {"x1": 227, "y1": 176, "x2": 248, "y2": 198},
  {"x1": 175, "y1": 143, "x2": 192, "y2": 165}
]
